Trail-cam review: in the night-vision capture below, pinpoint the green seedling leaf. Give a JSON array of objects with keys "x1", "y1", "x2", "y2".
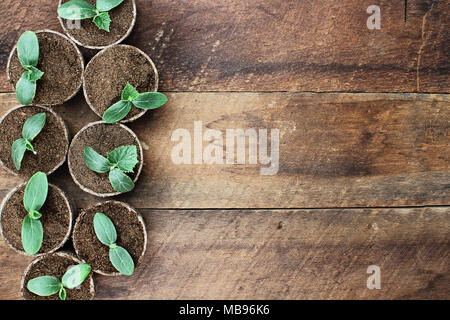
[
  {"x1": 27, "y1": 276, "x2": 61, "y2": 296},
  {"x1": 83, "y1": 146, "x2": 111, "y2": 173},
  {"x1": 29, "y1": 210, "x2": 42, "y2": 220},
  {"x1": 59, "y1": 287, "x2": 67, "y2": 300},
  {"x1": 103, "y1": 84, "x2": 167, "y2": 122},
  {"x1": 22, "y1": 172, "x2": 47, "y2": 254},
  {"x1": 16, "y1": 72, "x2": 36, "y2": 106},
  {"x1": 17, "y1": 31, "x2": 39, "y2": 68},
  {"x1": 133, "y1": 92, "x2": 168, "y2": 110},
  {"x1": 21, "y1": 215, "x2": 43, "y2": 254},
  {"x1": 15, "y1": 31, "x2": 43, "y2": 105},
  {"x1": 102, "y1": 100, "x2": 132, "y2": 123},
  {"x1": 96, "y1": 0, "x2": 125, "y2": 12},
  {"x1": 93, "y1": 212, "x2": 117, "y2": 246},
  {"x1": 22, "y1": 112, "x2": 46, "y2": 142},
  {"x1": 23, "y1": 172, "x2": 48, "y2": 212},
  {"x1": 107, "y1": 145, "x2": 138, "y2": 173},
  {"x1": 93, "y1": 12, "x2": 111, "y2": 32},
  {"x1": 25, "y1": 140, "x2": 34, "y2": 152},
  {"x1": 93, "y1": 213, "x2": 135, "y2": 276},
  {"x1": 12, "y1": 138, "x2": 27, "y2": 170},
  {"x1": 11, "y1": 113, "x2": 46, "y2": 170},
  {"x1": 109, "y1": 245, "x2": 135, "y2": 276},
  {"x1": 58, "y1": 0, "x2": 97, "y2": 19},
  {"x1": 26, "y1": 66, "x2": 44, "y2": 82},
  {"x1": 121, "y1": 83, "x2": 140, "y2": 101},
  {"x1": 62, "y1": 264, "x2": 91, "y2": 289},
  {"x1": 23, "y1": 172, "x2": 48, "y2": 213},
  {"x1": 84, "y1": 145, "x2": 138, "y2": 192},
  {"x1": 27, "y1": 263, "x2": 91, "y2": 300},
  {"x1": 109, "y1": 168, "x2": 134, "y2": 193}
]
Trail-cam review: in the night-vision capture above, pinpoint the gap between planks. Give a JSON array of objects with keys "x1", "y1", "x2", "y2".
[
  {"x1": 135, "y1": 205, "x2": 450, "y2": 211},
  {"x1": 1, "y1": 91, "x2": 450, "y2": 95}
]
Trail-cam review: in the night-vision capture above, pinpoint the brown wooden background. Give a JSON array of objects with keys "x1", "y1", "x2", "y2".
[{"x1": 0, "y1": 0, "x2": 448, "y2": 299}]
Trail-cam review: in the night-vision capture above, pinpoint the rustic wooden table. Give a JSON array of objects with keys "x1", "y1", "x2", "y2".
[{"x1": 0, "y1": 0, "x2": 448, "y2": 299}]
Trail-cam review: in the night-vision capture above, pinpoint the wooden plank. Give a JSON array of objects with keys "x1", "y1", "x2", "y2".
[
  {"x1": 0, "y1": 92, "x2": 448, "y2": 209},
  {"x1": 0, "y1": 0, "x2": 449, "y2": 93},
  {"x1": 0, "y1": 207, "x2": 448, "y2": 300}
]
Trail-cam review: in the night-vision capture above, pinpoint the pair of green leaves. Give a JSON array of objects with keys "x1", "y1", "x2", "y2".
[
  {"x1": 12, "y1": 112, "x2": 46, "y2": 171},
  {"x1": 21, "y1": 172, "x2": 48, "y2": 255},
  {"x1": 58, "y1": 0, "x2": 125, "y2": 32},
  {"x1": 94, "y1": 213, "x2": 135, "y2": 275},
  {"x1": 15, "y1": 31, "x2": 44, "y2": 105},
  {"x1": 27, "y1": 264, "x2": 91, "y2": 300},
  {"x1": 83, "y1": 145, "x2": 138, "y2": 193},
  {"x1": 103, "y1": 83, "x2": 168, "y2": 123}
]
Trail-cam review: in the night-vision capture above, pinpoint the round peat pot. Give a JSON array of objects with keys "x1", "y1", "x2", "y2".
[
  {"x1": 21, "y1": 252, "x2": 95, "y2": 300},
  {"x1": 68, "y1": 121, "x2": 143, "y2": 197},
  {"x1": 58, "y1": 0, "x2": 136, "y2": 50},
  {"x1": 83, "y1": 45, "x2": 159, "y2": 123},
  {"x1": 7, "y1": 30, "x2": 84, "y2": 106},
  {"x1": 0, "y1": 105, "x2": 69, "y2": 178},
  {"x1": 0, "y1": 183, "x2": 73, "y2": 256},
  {"x1": 73, "y1": 201, "x2": 147, "y2": 276}
]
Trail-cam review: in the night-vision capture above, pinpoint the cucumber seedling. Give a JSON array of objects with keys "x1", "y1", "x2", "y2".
[
  {"x1": 14, "y1": 31, "x2": 44, "y2": 105},
  {"x1": 93, "y1": 212, "x2": 135, "y2": 275},
  {"x1": 27, "y1": 263, "x2": 91, "y2": 300},
  {"x1": 58, "y1": 0, "x2": 126, "y2": 32},
  {"x1": 102, "y1": 82, "x2": 167, "y2": 123},
  {"x1": 11, "y1": 112, "x2": 46, "y2": 171},
  {"x1": 21, "y1": 172, "x2": 48, "y2": 254},
  {"x1": 83, "y1": 145, "x2": 138, "y2": 193}
]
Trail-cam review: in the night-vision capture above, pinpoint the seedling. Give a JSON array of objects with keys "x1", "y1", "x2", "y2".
[
  {"x1": 11, "y1": 112, "x2": 46, "y2": 170},
  {"x1": 93, "y1": 212, "x2": 135, "y2": 275},
  {"x1": 83, "y1": 145, "x2": 138, "y2": 193},
  {"x1": 102, "y1": 82, "x2": 167, "y2": 123},
  {"x1": 58, "y1": 0, "x2": 126, "y2": 32},
  {"x1": 21, "y1": 172, "x2": 48, "y2": 254},
  {"x1": 27, "y1": 264, "x2": 91, "y2": 300},
  {"x1": 14, "y1": 31, "x2": 44, "y2": 105}
]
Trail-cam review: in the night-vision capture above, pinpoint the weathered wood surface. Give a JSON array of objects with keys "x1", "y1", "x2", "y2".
[
  {"x1": 0, "y1": 0, "x2": 448, "y2": 301},
  {"x1": 1, "y1": 207, "x2": 448, "y2": 300},
  {"x1": 0, "y1": 93, "x2": 448, "y2": 209},
  {"x1": 0, "y1": 0, "x2": 449, "y2": 92}
]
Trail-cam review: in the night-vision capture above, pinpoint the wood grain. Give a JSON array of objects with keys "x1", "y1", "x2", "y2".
[
  {"x1": 0, "y1": 207, "x2": 448, "y2": 300},
  {"x1": 0, "y1": 92, "x2": 448, "y2": 209},
  {"x1": 0, "y1": 0, "x2": 448, "y2": 301},
  {"x1": 0, "y1": 0, "x2": 449, "y2": 92}
]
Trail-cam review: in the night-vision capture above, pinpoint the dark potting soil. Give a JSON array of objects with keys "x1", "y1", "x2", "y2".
[
  {"x1": 23, "y1": 253, "x2": 93, "y2": 300},
  {"x1": 61, "y1": 0, "x2": 134, "y2": 47},
  {"x1": 8, "y1": 32, "x2": 83, "y2": 105},
  {"x1": 69, "y1": 123, "x2": 141, "y2": 194},
  {"x1": 0, "y1": 106, "x2": 68, "y2": 178},
  {"x1": 73, "y1": 201, "x2": 145, "y2": 273},
  {"x1": 1, "y1": 184, "x2": 71, "y2": 254},
  {"x1": 84, "y1": 45, "x2": 157, "y2": 121}
]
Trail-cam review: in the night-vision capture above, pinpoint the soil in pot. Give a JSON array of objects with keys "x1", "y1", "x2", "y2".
[
  {"x1": 8, "y1": 31, "x2": 83, "y2": 106},
  {"x1": 0, "y1": 106, "x2": 69, "y2": 178},
  {"x1": 84, "y1": 45, "x2": 158, "y2": 122},
  {"x1": 22, "y1": 252, "x2": 94, "y2": 300},
  {"x1": 73, "y1": 201, "x2": 146, "y2": 274},
  {"x1": 68, "y1": 122, "x2": 142, "y2": 195},
  {"x1": 0, "y1": 184, "x2": 72, "y2": 255},
  {"x1": 59, "y1": 0, "x2": 135, "y2": 48}
]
